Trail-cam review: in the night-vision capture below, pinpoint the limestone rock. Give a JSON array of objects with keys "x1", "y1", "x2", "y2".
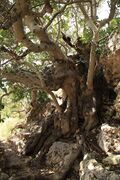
[
  {"x1": 98, "y1": 124, "x2": 120, "y2": 154},
  {"x1": 108, "y1": 32, "x2": 120, "y2": 52},
  {"x1": 0, "y1": 172, "x2": 9, "y2": 180},
  {"x1": 46, "y1": 141, "x2": 79, "y2": 171},
  {"x1": 79, "y1": 153, "x2": 120, "y2": 180},
  {"x1": 103, "y1": 154, "x2": 120, "y2": 165}
]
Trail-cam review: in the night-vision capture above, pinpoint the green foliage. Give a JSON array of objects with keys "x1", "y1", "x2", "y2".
[
  {"x1": 31, "y1": 0, "x2": 44, "y2": 7},
  {"x1": 12, "y1": 86, "x2": 29, "y2": 102},
  {"x1": 97, "y1": 18, "x2": 120, "y2": 56},
  {"x1": 0, "y1": 116, "x2": 25, "y2": 140},
  {"x1": 82, "y1": 28, "x2": 92, "y2": 43},
  {"x1": 0, "y1": 80, "x2": 7, "y2": 93},
  {"x1": 37, "y1": 90, "x2": 50, "y2": 104},
  {"x1": 0, "y1": 101, "x2": 5, "y2": 111},
  {"x1": 99, "y1": 18, "x2": 120, "y2": 38},
  {"x1": 0, "y1": 29, "x2": 14, "y2": 46},
  {"x1": 26, "y1": 52, "x2": 49, "y2": 67}
]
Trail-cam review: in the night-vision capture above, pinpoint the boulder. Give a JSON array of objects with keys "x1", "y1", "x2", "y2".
[
  {"x1": 98, "y1": 124, "x2": 120, "y2": 154},
  {"x1": 79, "y1": 153, "x2": 120, "y2": 180}
]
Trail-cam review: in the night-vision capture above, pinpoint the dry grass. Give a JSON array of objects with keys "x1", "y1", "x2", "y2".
[{"x1": 0, "y1": 115, "x2": 25, "y2": 141}]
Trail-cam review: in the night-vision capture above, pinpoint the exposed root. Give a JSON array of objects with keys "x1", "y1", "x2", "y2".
[{"x1": 25, "y1": 116, "x2": 54, "y2": 156}]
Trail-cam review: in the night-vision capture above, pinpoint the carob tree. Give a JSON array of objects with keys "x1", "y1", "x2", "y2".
[{"x1": 0, "y1": 0, "x2": 119, "y2": 157}]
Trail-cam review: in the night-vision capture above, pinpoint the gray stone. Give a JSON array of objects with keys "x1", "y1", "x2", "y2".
[
  {"x1": 46, "y1": 141, "x2": 79, "y2": 171},
  {"x1": 79, "y1": 153, "x2": 120, "y2": 180},
  {"x1": 98, "y1": 124, "x2": 120, "y2": 154},
  {"x1": 0, "y1": 172, "x2": 9, "y2": 180},
  {"x1": 103, "y1": 154, "x2": 120, "y2": 165}
]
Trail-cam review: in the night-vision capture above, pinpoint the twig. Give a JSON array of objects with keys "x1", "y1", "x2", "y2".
[
  {"x1": 55, "y1": 0, "x2": 92, "y2": 4},
  {"x1": 0, "y1": 91, "x2": 13, "y2": 101},
  {"x1": 0, "y1": 46, "x2": 30, "y2": 66},
  {"x1": 44, "y1": 3, "x2": 68, "y2": 29}
]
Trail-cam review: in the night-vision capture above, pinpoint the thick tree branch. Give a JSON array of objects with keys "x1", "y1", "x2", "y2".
[
  {"x1": 78, "y1": 3, "x2": 98, "y2": 33},
  {"x1": 11, "y1": 0, "x2": 50, "y2": 53},
  {"x1": 1, "y1": 66, "x2": 62, "y2": 112},
  {"x1": 12, "y1": 0, "x2": 67, "y2": 61},
  {"x1": 91, "y1": 0, "x2": 97, "y2": 21},
  {"x1": 78, "y1": 2, "x2": 99, "y2": 90},
  {"x1": 48, "y1": 91, "x2": 62, "y2": 113},
  {"x1": 12, "y1": 18, "x2": 43, "y2": 52},
  {"x1": 87, "y1": 41, "x2": 96, "y2": 90},
  {"x1": 0, "y1": 0, "x2": 50, "y2": 29},
  {"x1": 24, "y1": 62, "x2": 46, "y2": 89},
  {"x1": 24, "y1": 61, "x2": 62, "y2": 112},
  {"x1": 1, "y1": 69, "x2": 41, "y2": 89},
  {"x1": 24, "y1": 15, "x2": 66, "y2": 60}
]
